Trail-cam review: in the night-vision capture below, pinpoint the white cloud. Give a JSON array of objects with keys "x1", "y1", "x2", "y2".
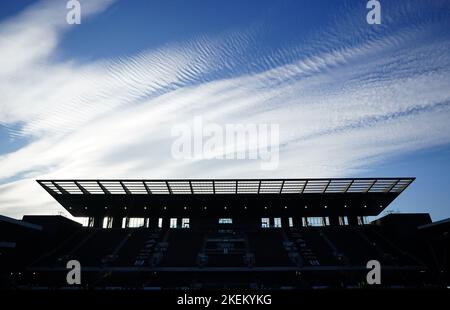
[{"x1": 0, "y1": 0, "x2": 450, "y2": 219}]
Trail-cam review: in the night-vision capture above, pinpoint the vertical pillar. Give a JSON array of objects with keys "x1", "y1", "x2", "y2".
[
  {"x1": 292, "y1": 217, "x2": 302, "y2": 229},
  {"x1": 329, "y1": 216, "x2": 340, "y2": 226},
  {"x1": 189, "y1": 217, "x2": 197, "y2": 230},
  {"x1": 348, "y1": 215, "x2": 358, "y2": 226},
  {"x1": 148, "y1": 217, "x2": 158, "y2": 229},
  {"x1": 302, "y1": 217, "x2": 308, "y2": 227},
  {"x1": 281, "y1": 217, "x2": 289, "y2": 229},
  {"x1": 112, "y1": 216, "x2": 122, "y2": 228},
  {"x1": 93, "y1": 215, "x2": 103, "y2": 228}
]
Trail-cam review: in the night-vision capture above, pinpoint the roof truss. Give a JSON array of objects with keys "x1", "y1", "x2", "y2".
[{"x1": 37, "y1": 178, "x2": 414, "y2": 196}]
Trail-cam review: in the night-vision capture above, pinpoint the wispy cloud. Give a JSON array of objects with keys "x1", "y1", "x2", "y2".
[{"x1": 0, "y1": 0, "x2": 450, "y2": 219}]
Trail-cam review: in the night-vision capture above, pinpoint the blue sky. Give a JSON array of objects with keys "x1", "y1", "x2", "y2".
[{"x1": 0, "y1": 0, "x2": 449, "y2": 221}]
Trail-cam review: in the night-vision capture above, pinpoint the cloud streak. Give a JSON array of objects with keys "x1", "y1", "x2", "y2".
[{"x1": 0, "y1": 0, "x2": 450, "y2": 219}]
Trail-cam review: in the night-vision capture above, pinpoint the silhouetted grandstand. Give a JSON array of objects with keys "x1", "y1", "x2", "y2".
[{"x1": 1, "y1": 178, "x2": 449, "y2": 289}]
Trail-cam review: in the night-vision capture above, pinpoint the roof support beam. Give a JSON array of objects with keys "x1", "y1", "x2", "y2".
[
  {"x1": 119, "y1": 181, "x2": 131, "y2": 195},
  {"x1": 75, "y1": 181, "x2": 90, "y2": 195},
  {"x1": 301, "y1": 180, "x2": 308, "y2": 194},
  {"x1": 166, "y1": 181, "x2": 172, "y2": 194},
  {"x1": 365, "y1": 180, "x2": 377, "y2": 193},
  {"x1": 344, "y1": 180, "x2": 354, "y2": 193},
  {"x1": 386, "y1": 179, "x2": 400, "y2": 193},
  {"x1": 51, "y1": 181, "x2": 69, "y2": 195},
  {"x1": 37, "y1": 181, "x2": 58, "y2": 196},
  {"x1": 97, "y1": 181, "x2": 110, "y2": 194},
  {"x1": 143, "y1": 181, "x2": 151, "y2": 194},
  {"x1": 322, "y1": 180, "x2": 331, "y2": 193},
  {"x1": 279, "y1": 180, "x2": 285, "y2": 194},
  {"x1": 189, "y1": 180, "x2": 193, "y2": 194}
]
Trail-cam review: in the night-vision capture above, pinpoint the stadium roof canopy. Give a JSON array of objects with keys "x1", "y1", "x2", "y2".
[{"x1": 37, "y1": 178, "x2": 414, "y2": 218}]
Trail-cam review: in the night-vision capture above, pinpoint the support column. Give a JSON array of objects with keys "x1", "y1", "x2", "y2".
[
  {"x1": 148, "y1": 217, "x2": 159, "y2": 229},
  {"x1": 112, "y1": 216, "x2": 122, "y2": 228},
  {"x1": 329, "y1": 216, "x2": 340, "y2": 226},
  {"x1": 281, "y1": 217, "x2": 290, "y2": 229},
  {"x1": 292, "y1": 217, "x2": 303, "y2": 229},
  {"x1": 159, "y1": 217, "x2": 166, "y2": 229},
  {"x1": 302, "y1": 217, "x2": 308, "y2": 227},
  {"x1": 189, "y1": 217, "x2": 197, "y2": 230},
  {"x1": 93, "y1": 215, "x2": 103, "y2": 228},
  {"x1": 348, "y1": 215, "x2": 359, "y2": 226}
]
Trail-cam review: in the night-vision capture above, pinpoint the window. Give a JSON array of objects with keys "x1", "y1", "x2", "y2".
[
  {"x1": 274, "y1": 217, "x2": 282, "y2": 228},
  {"x1": 88, "y1": 217, "x2": 95, "y2": 227},
  {"x1": 158, "y1": 218, "x2": 163, "y2": 228},
  {"x1": 261, "y1": 218, "x2": 270, "y2": 228},
  {"x1": 357, "y1": 216, "x2": 366, "y2": 225},
  {"x1": 102, "y1": 217, "x2": 113, "y2": 229},
  {"x1": 308, "y1": 217, "x2": 323, "y2": 227},
  {"x1": 302, "y1": 217, "x2": 309, "y2": 227},
  {"x1": 128, "y1": 218, "x2": 145, "y2": 228},
  {"x1": 323, "y1": 217, "x2": 330, "y2": 226},
  {"x1": 218, "y1": 218, "x2": 233, "y2": 224},
  {"x1": 182, "y1": 218, "x2": 190, "y2": 228},
  {"x1": 288, "y1": 217, "x2": 294, "y2": 228},
  {"x1": 339, "y1": 216, "x2": 348, "y2": 226},
  {"x1": 170, "y1": 218, "x2": 178, "y2": 228}
]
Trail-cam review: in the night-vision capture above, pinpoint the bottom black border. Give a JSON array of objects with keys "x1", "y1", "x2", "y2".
[{"x1": 1, "y1": 289, "x2": 449, "y2": 307}]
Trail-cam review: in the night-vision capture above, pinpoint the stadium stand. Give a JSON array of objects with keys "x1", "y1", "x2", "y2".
[
  {"x1": 160, "y1": 229, "x2": 204, "y2": 267},
  {"x1": 0, "y1": 178, "x2": 448, "y2": 289},
  {"x1": 247, "y1": 229, "x2": 293, "y2": 266}
]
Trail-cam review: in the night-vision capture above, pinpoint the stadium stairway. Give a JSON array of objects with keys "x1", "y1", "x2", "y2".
[
  {"x1": 111, "y1": 228, "x2": 159, "y2": 266},
  {"x1": 279, "y1": 229, "x2": 306, "y2": 266},
  {"x1": 317, "y1": 229, "x2": 349, "y2": 265},
  {"x1": 101, "y1": 229, "x2": 134, "y2": 266},
  {"x1": 133, "y1": 230, "x2": 161, "y2": 266},
  {"x1": 287, "y1": 228, "x2": 341, "y2": 267},
  {"x1": 287, "y1": 230, "x2": 320, "y2": 266}
]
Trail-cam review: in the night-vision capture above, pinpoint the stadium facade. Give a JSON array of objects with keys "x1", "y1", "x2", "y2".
[{"x1": 1, "y1": 178, "x2": 449, "y2": 289}]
